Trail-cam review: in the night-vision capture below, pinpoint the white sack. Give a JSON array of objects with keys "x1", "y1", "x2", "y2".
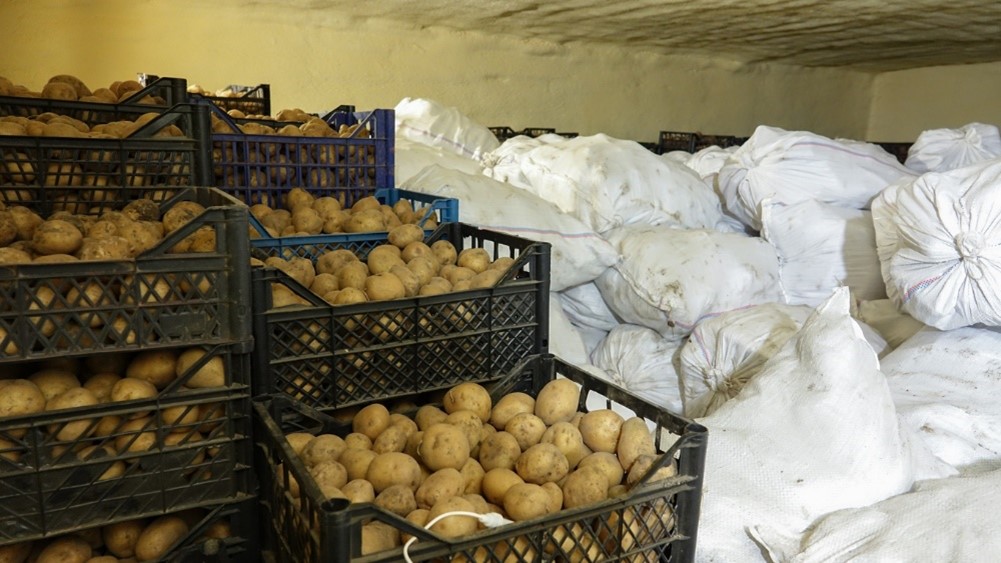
[
  {"x1": 575, "y1": 323, "x2": 609, "y2": 359},
  {"x1": 394, "y1": 137, "x2": 484, "y2": 185},
  {"x1": 855, "y1": 298, "x2": 924, "y2": 349},
  {"x1": 401, "y1": 165, "x2": 619, "y2": 291},
  {"x1": 595, "y1": 225, "x2": 782, "y2": 341},
  {"x1": 753, "y1": 469, "x2": 1001, "y2": 563},
  {"x1": 883, "y1": 326, "x2": 1001, "y2": 471},
  {"x1": 717, "y1": 125, "x2": 915, "y2": 231},
  {"x1": 482, "y1": 134, "x2": 726, "y2": 233},
  {"x1": 547, "y1": 294, "x2": 590, "y2": 369},
  {"x1": 483, "y1": 134, "x2": 566, "y2": 190},
  {"x1": 394, "y1": 97, "x2": 500, "y2": 160},
  {"x1": 695, "y1": 289, "x2": 918, "y2": 563},
  {"x1": 905, "y1": 122, "x2": 1001, "y2": 174},
  {"x1": 685, "y1": 145, "x2": 739, "y2": 181},
  {"x1": 590, "y1": 324, "x2": 684, "y2": 414},
  {"x1": 871, "y1": 158, "x2": 1001, "y2": 330},
  {"x1": 558, "y1": 282, "x2": 620, "y2": 333},
  {"x1": 761, "y1": 199, "x2": 885, "y2": 306},
  {"x1": 679, "y1": 302, "x2": 890, "y2": 419}
]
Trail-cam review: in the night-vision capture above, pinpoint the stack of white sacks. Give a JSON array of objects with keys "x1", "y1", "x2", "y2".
[{"x1": 394, "y1": 98, "x2": 1001, "y2": 561}]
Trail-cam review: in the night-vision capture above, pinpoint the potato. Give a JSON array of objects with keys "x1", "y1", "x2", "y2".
[
  {"x1": 404, "y1": 467, "x2": 462, "y2": 512},
  {"x1": 310, "y1": 273, "x2": 339, "y2": 296},
  {"x1": 481, "y1": 468, "x2": 524, "y2": 505},
  {"x1": 336, "y1": 261, "x2": 369, "y2": 291},
  {"x1": 414, "y1": 405, "x2": 448, "y2": 431},
  {"x1": 443, "y1": 382, "x2": 492, "y2": 422},
  {"x1": 366, "y1": 452, "x2": 422, "y2": 492},
  {"x1": 316, "y1": 249, "x2": 358, "y2": 274},
  {"x1": 339, "y1": 448, "x2": 378, "y2": 481},
  {"x1": 271, "y1": 256, "x2": 316, "y2": 288},
  {"x1": 365, "y1": 273, "x2": 406, "y2": 301},
  {"x1": 48, "y1": 74, "x2": 91, "y2": 97},
  {"x1": 445, "y1": 410, "x2": 484, "y2": 456},
  {"x1": 617, "y1": 417, "x2": 656, "y2": 472},
  {"x1": 344, "y1": 432, "x2": 373, "y2": 450},
  {"x1": 109, "y1": 377, "x2": 157, "y2": 404},
  {"x1": 176, "y1": 348, "x2": 225, "y2": 388},
  {"x1": 342, "y1": 478, "x2": 376, "y2": 504},
  {"x1": 372, "y1": 424, "x2": 409, "y2": 454},
  {"x1": 578, "y1": 409, "x2": 625, "y2": 454},
  {"x1": 162, "y1": 201, "x2": 205, "y2": 234},
  {"x1": 134, "y1": 516, "x2": 189, "y2": 561},
  {"x1": 311, "y1": 460, "x2": 349, "y2": 493},
  {"x1": 489, "y1": 256, "x2": 517, "y2": 273},
  {"x1": 0, "y1": 542, "x2": 32, "y2": 563},
  {"x1": 534, "y1": 378, "x2": 581, "y2": 426},
  {"x1": 81, "y1": 373, "x2": 120, "y2": 403},
  {"x1": 419, "y1": 423, "x2": 470, "y2": 471},
  {"x1": 561, "y1": 465, "x2": 609, "y2": 509},
  {"x1": 333, "y1": 287, "x2": 367, "y2": 305},
  {"x1": 41, "y1": 81, "x2": 78, "y2": 101},
  {"x1": 430, "y1": 240, "x2": 457, "y2": 266},
  {"x1": 77, "y1": 444, "x2": 125, "y2": 481},
  {"x1": 114, "y1": 417, "x2": 158, "y2": 455},
  {"x1": 125, "y1": 350, "x2": 177, "y2": 389},
  {"x1": 0, "y1": 379, "x2": 46, "y2": 423},
  {"x1": 477, "y1": 431, "x2": 522, "y2": 471},
  {"x1": 427, "y1": 497, "x2": 478, "y2": 538},
  {"x1": 290, "y1": 207, "x2": 323, "y2": 234},
  {"x1": 45, "y1": 387, "x2": 99, "y2": 440},
  {"x1": 344, "y1": 209, "x2": 384, "y2": 233},
  {"x1": 301, "y1": 434, "x2": 347, "y2": 467},
  {"x1": 458, "y1": 457, "x2": 486, "y2": 495},
  {"x1": 489, "y1": 393, "x2": 534, "y2": 430},
  {"x1": 285, "y1": 187, "x2": 315, "y2": 211},
  {"x1": 361, "y1": 521, "x2": 400, "y2": 555},
  {"x1": 0, "y1": 247, "x2": 32, "y2": 264},
  {"x1": 354, "y1": 403, "x2": 391, "y2": 440},
  {"x1": 312, "y1": 196, "x2": 342, "y2": 217},
  {"x1": 515, "y1": 443, "x2": 570, "y2": 485},
  {"x1": 457, "y1": 248, "x2": 491, "y2": 274},
  {"x1": 387, "y1": 223, "x2": 424, "y2": 250},
  {"x1": 400, "y1": 241, "x2": 433, "y2": 264},
  {"x1": 504, "y1": 412, "x2": 547, "y2": 451},
  {"x1": 626, "y1": 454, "x2": 677, "y2": 486},
  {"x1": 541, "y1": 481, "x2": 564, "y2": 514},
  {"x1": 103, "y1": 519, "x2": 145, "y2": 558},
  {"x1": 503, "y1": 483, "x2": 552, "y2": 521},
  {"x1": 407, "y1": 256, "x2": 439, "y2": 286},
  {"x1": 403, "y1": 430, "x2": 423, "y2": 459},
  {"x1": 417, "y1": 277, "x2": 452, "y2": 297},
  {"x1": 35, "y1": 536, "x2": 90, "y2": 563},
  {"x1": 541, "y1": 421, "x2": 588, "y2": 469},
  {"x1": 32, "y1": 219, "x2": 83, "y2": 256},
  {"x1": 470, "y1": 269, "x2": 505, "y2": 289},
  {"x1": 577, "y1": 452, "x2": 624, "y2": 488},
  {"x1": 387, "y1": 264, "x2": 420, "y2": 297},
  {"x1": 284, "y1": 432, "x2": 315, "y2": 456}
]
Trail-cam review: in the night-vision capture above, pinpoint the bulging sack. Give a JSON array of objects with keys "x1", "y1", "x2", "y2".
[
  {"x1": 590, "y1": 324, "x2": 685, "y2": 414},
  {"x1": 395, "y1": 97, "x2": 500, "y2": 160},
  {"x1": 718, "y1": 125, "x2": 914, "y2": 231},
  {"x1": 905, "y1": 122, "x2": 1001, "y2": 174},
  {"x1": 395, "y1": 137, "x2": 484, "y2": 185},
  {"x1": 872, "y1": 157, "x2": 1001, "y2": 330}
]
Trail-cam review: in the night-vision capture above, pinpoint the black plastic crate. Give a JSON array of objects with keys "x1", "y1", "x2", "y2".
[
  {"x1": 490, "y1": 126, "x2": 579, "y2": 142},
  {"x1": 0, "y1": 102, "x2": 214, "y2": 211},
  {"x1": 250, "y1": 222, "x2": 550, "y2": 410},
  {"x1": 0, "y1": 344, "x2": 255, "y2": 545},
  {"x1": 0, "y1": 187, "x2": 251, "y2": 363},
  {"x1": 692, "y1": 134, "x2": 742, "y2": 151},
  {"x1": 0, "y1": 77, "x2": 189, "y2": 124},
  {"x1": 872, "y1": 141, "x2": 912, "y2": 164},
  {"x1": 658, "y1": 131, "x2": 698, "y2": 154},
  {"x1": 253, "y1": 354, "x2": 708, "y2": 563},
  {"x1": 210, "y1": 105, "x2": 394, "y2": 206},
  {"x1": 140, "y1": 73, "x2": 272, "y2": 117},
  {"x1": 167, "y1": 497, "x2": 260, "y2": 563}
]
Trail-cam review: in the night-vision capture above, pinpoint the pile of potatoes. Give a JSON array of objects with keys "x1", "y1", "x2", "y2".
[
  {"x1": 0, "y1": 74, "x2": 167, "y2": 106},
  {"x1": 0, "y1": 111, "x2": 186, "y2": 139},
  {"x1": 247, "y1": 189, "x2": 439, "y2": 239},
  {"x1": 277, "y1": 380, "x2": 678, "y2": 558},
  {"x1": 262, "y1": 225, "x2": 513, "y2": 309},
  {"x1": 0, "y1": 508, "x2": 232, "y2": 563},
  {"x1": 0, "y1": 348, "x2": 229, "y2": 468}
]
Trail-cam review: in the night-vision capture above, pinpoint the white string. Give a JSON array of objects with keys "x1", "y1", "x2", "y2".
[{"x1": 402, "y1": 510, "x2": 514, "y2": 563}]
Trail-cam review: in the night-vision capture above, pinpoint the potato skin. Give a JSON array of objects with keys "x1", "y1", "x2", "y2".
[{"x1": 534, "y1": 379, "x2": 580, "y2": 426}]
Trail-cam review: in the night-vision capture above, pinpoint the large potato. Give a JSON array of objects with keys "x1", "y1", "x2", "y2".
[
  {"x1": 419, "y1": 423, "x2": 470, "y2": 471},
  {"x1": 540, "y1": 422, "x2": 587, "y2": 469},
  {"x1": 366, "y1": 452, "x2": 422, "y2": 492},
  {"x1": 515, "y1": 443, "x2": 569, "y2": 485},
  {"x1": 490, "y1": 392, "x2": 535, "y2": 430},
  {"x1": 427, "y1": 497, "x2": 478, "y2": 538},
  {"x1": 416, "y1": 467, "x2": 465, "y2": 509},
  {"x1": 103, "y1": 519, "x2": 145, "y2": 558},
  {"x1": 481, "y1": 468, "x2": 524, "y2": 506},
  {"x1": 477, "y1": 431, "x2": 521, "y2": 472},
  {"x1": 457, "y1": 248, "x2": 490, "y2": 274},
  {"x1": 375, "y1": 484, "x2": 417, "y2": 517},
  {"x1": 503, "y1": 483, "x2": 551, "y2": 522},
  {"x1": 134, "y1": 516, "x2": 189, "y2": 561},
  {"x1": 175, "y1": 347, "x2": 225, "y2": 388},
  {"x1": 339, "y1": 448, "x2": 378, "y2": 482},
  {"x1": 443, "y1": 382, "x2": 492, "y2": 422},
  {"x1": 616, "y1": 417, "x2": 656, "y2": 472},
  {"x1": 353, "y1": 403, "x2": 391, "y2": 441},
  {"x1": 365, "y1": 273, "x2": 406, "y2": 301},
  {"x1": 342, "y1": 479, "x2": 376, "y2": 504},
  {"x1": 301, "y1": 434, "x2": 347, "y2": 467},
  {"x1": 125, "y1": 350, "x2": 177, "y2": 389},
  {"x1": 504, "y1": 413, "x2": 547, "y2": 451},
  {"x1": 561, "y1": 465, "x2": 609, "y2": 509},
  {"x1": 534, "y1": 378, "x2": 580, "y2": 425},
  {"x1": 45, "y1": 388, "x2": 99, "y2": 440},
  {"x1": 387, "y1": 223, "x2": 424, "y2": 249},
  {"x1": 35, "y1": 536, "x2": 90, "y2": 563},
  {"x1": 577, "y1": 452, "x2": 624, "y2": 488},
  {"x1": 578, "y1": 410, "x2": 625, "y2": 454}
]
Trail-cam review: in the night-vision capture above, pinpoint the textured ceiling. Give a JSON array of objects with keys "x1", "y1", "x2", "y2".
[{"x1": 266, "y1": 0, "x2": 1001, "y2": 71}]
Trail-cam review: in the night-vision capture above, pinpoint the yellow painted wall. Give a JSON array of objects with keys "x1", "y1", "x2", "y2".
[
  {"x1": 1, "y1": 0, "x2": 873, "y2": 141},
  {"x1": 868, "y1": 62, "x2": 1001, "y2": 141}
]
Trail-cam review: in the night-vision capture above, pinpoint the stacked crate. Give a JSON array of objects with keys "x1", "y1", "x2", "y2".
[{"x1": 0, "y1": 90, "x2": 256, "y2": 559}]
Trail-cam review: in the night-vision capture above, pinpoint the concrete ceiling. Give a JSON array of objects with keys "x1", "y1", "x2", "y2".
[{"x1": 268, "y1": 0, "x2": 1001, "y2": 71}]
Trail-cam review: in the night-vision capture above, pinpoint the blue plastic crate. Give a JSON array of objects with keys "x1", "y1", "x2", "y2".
[
  {"x1": 248, "y1": 188, "x2": 458, "y2": 260},
  {"x1": 209, "y1": 104, "x2": 395, "y2": 205}
]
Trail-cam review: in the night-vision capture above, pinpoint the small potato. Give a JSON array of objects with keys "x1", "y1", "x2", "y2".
[
  {"x1": 103, "y1": 519, "x2": 145, "y2": 558},
  {"x1": 490, "y1": 392, "x2": 535, "y2": 430},
  {"x1": 176, "y1": 348, "x2": 226, "y2": 388},
  {"x1": 578, "y1": 410, "x2": 625, "y2": 454},
  {"x1": 301, "y1": 434, "x2": 347, "y2": 467},
  {"x1": 375, "y1": 483, "x2": 417, "y2": 517},
  {"x1": 515, "y1": 443, "x2": 570, "y2": 485},
  {"x1": 342, "y1": 478, "x2": 376, "y2": 504},
  {"x1": 617, "y1": 417, "x2": 656, "y2": 472},
  {"x1": 134, "y1": 516, "x2": 188, "y2": 561},
  {"x1": 534, "y1": 378, "x2": 581, "y2": 426},
  {"x1": 366, "y1": 452, "x2": 422, "y2": 493},
  {"x1": 481, "y1": 468, "x2": 524, "y2": 506},
  {"x1": 32, "y1": 219, "x2": 83, "y2": 256},
  {"x1": 459, "y1": 457, "x2": 486, "y2": 495},
  {"x1": 0, "y1": 542, "x2": 32, "y2": 563},
  {"x1": 339, "y1": 448, "x2": 378, "y2": 482},
  {"x1": 477, "y1": 431, "x2": 521, "y2": 472},
  {"x1": 443, "y1": 382, "x2": 492, "y2": 422},
  {"x1": 344, "y1": 432, "x2": 373, "y2": 450},
  {"x1": 430, "y1": 240, "x2": 457, "y2": 266},
  {"x1": 387, "y1": 223, "x2": 424, "y2": 250},
  {"x1": 561, "y1": 465, "x2": 609, "y2": 509},
  {"x1": 427, "y1": 497, "x2": 478, "y2": 538},
  {"x1": 416, "y1": 467, "x2": 465, "y2": 509},
  {"x1": 504, "y1": 412, "x2": 547, "y2": 451},
  {"x1": 35, "y1": 536, "x2": 91, "y2": 563},
  {"x1": 353, "y1": 403, "x2": 391, "y2": 440},
  {"x1": 577, "y1": 452, "x2": 624, "y2": 488},
  {"x1": 503, "y1": 483, "x2": 551, "y2": 521},
  {"x1": 401, "y1": 241, "x2": 432, "y2": 263},
  {"x1": 417, "y1": 277, "x2": 452, "y2": 296},
  {"x1": 419, "y1": 423, "x2": 470, "y2": 471}
]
